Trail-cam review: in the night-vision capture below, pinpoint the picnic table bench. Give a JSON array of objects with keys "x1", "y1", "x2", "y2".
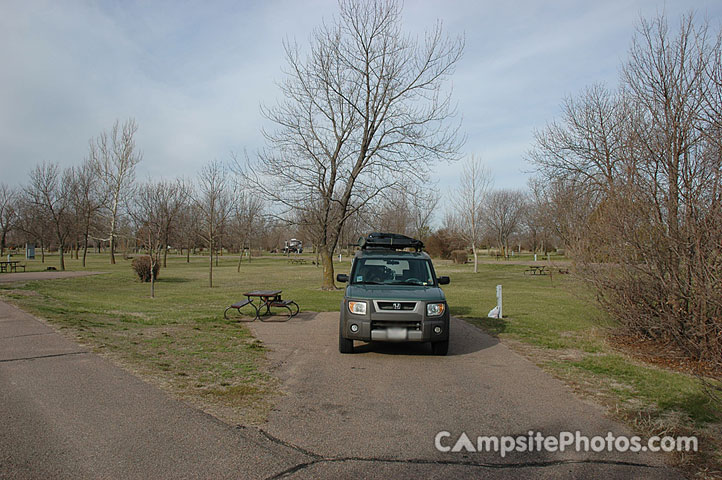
[
  {"x1": 224, "y1": 290, "x2": 299, "y2": 322},
  {"x1": 524, "y1": 265, "x2": 548, "y2": 275}
]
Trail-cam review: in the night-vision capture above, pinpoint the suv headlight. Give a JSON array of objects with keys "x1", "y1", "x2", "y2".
[
  {"x1": 427, "y1": 303, "x2": 445, "y2": 317},
  {"x1": 348, "y1": 301, "x2": 367, "y2": 315}
]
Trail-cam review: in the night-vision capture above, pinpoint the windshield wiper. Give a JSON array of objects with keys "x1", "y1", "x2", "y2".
[{"x1": 354, "y1": 281, "x2": 384, "y2": 285}]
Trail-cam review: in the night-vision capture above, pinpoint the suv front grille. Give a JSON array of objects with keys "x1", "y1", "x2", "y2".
[
  {"x1": 376, "y1": 301, "x2": 416, "y2": 311},
  {"x1": 371, "y1": 320, "x2": 422, "y2": 331}
]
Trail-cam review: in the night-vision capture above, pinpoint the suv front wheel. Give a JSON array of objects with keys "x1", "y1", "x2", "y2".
[
  {"x1": 339, "y1": 320, "x2": 354, "y2": 354},
  {"x1": 431, "y1": 340, "x2": 449, "y2": 356}
]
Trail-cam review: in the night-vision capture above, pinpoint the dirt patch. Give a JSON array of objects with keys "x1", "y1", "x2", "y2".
[{"x1": 608, "y1": 332, "x2": 722, "y2": 379}]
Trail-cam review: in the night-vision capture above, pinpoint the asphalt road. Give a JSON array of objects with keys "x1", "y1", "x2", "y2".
[
  {"x1": 0, "y1": 300, "x2": 308, "y2": 479},
  {"x1": 1, "y1": 299, "x2": 680, "y2": 479}
]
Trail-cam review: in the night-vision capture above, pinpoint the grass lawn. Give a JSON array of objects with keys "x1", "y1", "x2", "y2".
[{"x1": 1, "y1": 250, "x2": 720, "y2": 472}]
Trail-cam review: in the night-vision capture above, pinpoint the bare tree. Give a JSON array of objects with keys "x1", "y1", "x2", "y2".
[
  {"x1": 530, "y1": 12, "x2": 722, "y2": 385},
  {"x1": 131, "y1": 182, "x2": 167, "y2": 298},
  {"x1": 232, "y1": 186, "x2": 263, "y2": 271},
  {"x1": 255, "y1": 0, "x2": 464, "y2": 289},
  {"x1": 174, "y1": 204, "x2": 200, "y2": 263},
  {"x1": 483, "y1": 189, "x2": 526, "y2": 257},
  {"x1": 0, "y1": 184, "x2": 18, "y2": 256},
  {"x1": 24, "y1": 163, "x2": 74, "y2": 270},
  {"x1": 408, "y1": 186, "x2": 441, "y2": 241},
  {"x1": 91, "y1": 119, "x2": 142, "y2": 264},
  {"x1": 195, "y1": 160, "x2": 234, "y2": 287},
  {"x1": 454, "y1": 156, "x2": 492, "y2": 272},
  {"x1": 153, "y1": 179, "x2": 191, "y2": 268},
  {"x1": 69, "y1": 159, "x2": 105, "y2": 267},
  {"x1": 530, "y1": 83, "x2": 632, "y2": 194},
  {"x1": 368, "y1": 183, "x2": 440, "y2": 240},
  {"x1": 14, "y1": 196, "x2": 52, "y2": 263}
]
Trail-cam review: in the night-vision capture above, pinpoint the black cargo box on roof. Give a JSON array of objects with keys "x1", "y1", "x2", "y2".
[{"x1": 359, "y1": 232, "x2": 424, "y2": 251}]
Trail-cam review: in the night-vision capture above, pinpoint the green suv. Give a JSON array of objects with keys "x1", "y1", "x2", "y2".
[{"x1": 336, "y1": 233, "x2": 451, "y2": 355}]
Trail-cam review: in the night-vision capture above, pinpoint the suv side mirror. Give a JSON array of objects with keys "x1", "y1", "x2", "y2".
[
  {"x1": 437, "y1": 276, "x2": 450, "y2": 285},
  {"x1": 336, "y1": 274, "x2": 349, "y2": 283}
]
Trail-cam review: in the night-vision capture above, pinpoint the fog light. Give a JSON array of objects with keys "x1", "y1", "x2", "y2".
[
  {"x1": 434, "y1": 326, "x2": 442, "y2": 334},
  {"x1": 350, "y1": 324, "x2": 359, "y2": 333}
]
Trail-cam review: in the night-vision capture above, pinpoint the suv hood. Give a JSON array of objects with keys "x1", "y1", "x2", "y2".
[{"x1": 346, "y1": 284, "x2": 446, "y2": 302}]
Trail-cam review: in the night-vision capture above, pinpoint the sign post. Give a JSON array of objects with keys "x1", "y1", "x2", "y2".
[{"x1": 496, "y1": 284, "x2": 502, "y2": 318}]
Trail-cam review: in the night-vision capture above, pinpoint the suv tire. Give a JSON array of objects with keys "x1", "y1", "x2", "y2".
[
  {"x1": 431, "y1": 340, "x2": 449, "y2": 356},
  {"x1": 339, "y1": 321, "x2": 354, "y2": 354}
]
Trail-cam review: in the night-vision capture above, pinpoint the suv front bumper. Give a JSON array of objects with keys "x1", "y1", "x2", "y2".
[{"x1": 340, "y1": 299, "x2": 449, "y2": 343}]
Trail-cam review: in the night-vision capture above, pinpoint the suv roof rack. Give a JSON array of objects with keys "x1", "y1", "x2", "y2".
[{"x1": 359, "y1": 232, "x2": 424, "y2": 252}]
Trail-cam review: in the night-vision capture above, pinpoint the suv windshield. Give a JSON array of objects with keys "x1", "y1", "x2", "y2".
[{"x1": 350, "y1": 258, "x2": 435, "y2": 286}]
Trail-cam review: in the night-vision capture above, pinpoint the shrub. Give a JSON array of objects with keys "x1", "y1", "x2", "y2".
[
  {"x1": 425, "y1": 229, "x2": 466, "y2": 259},
  {"x1": 451, "y1": 250, "x2": 468, "y2": 264},
  {"x1": 131, "y1": 256, "x2": 160, "y2": 282}
]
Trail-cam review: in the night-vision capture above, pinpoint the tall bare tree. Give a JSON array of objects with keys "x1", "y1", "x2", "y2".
[
  {"x1": 91, "y1": 119, "x2": 142, "y2": 264},
  {"x1": 455, "y1": 156, "x2": 492, "y2": 272},
  {"x1": 484, "y1": 189, "x2": 526, "y2": 257},
  {"x1": 24, "y1": 163, "x2": 74, "y2": 270},
  {"x1": 0, "y1": 184, "x2": 18, "y2": 256},
  {"x1": 195, "y1": 160, "x2": 234, "y2": 287},
  {"x1": 255, "y1": 0, "x2": 464, "y2": 289},
  {"x1": 70, "y1": 159, "x2": 105, "y2": 267}
]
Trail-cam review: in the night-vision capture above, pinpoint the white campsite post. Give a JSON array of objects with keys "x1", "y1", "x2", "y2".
[
  {"x1": 534, "y1": 254, "x2": 537, "y2": 262},
  {"x1": 496, "y1": 285, "x2": 503, "y2": 318}
]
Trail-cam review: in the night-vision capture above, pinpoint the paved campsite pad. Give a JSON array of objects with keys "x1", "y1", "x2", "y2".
[{"x1": 249, "y1": 313, "x2": 681, "y2": 478}]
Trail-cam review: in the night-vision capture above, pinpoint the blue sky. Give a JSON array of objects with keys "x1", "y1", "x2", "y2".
[{"x1": 2, "y1": 0, "x2": 721, "y2": 195}]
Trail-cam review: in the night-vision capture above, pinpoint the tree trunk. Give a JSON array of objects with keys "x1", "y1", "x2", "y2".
[
  {"x1": 186, "y1": 246, "x2": 190, "y2": 263},
  {"x1": 163, "y1": 233, "x2": 169, "y2": 268},
  {"x1": 0, "y1": 230, "x2": 6, "y2": 257},
  {"x1": 41, "y1": 242, "x2": 45, "y2": 263},
  {"x1": 82, "y1": 233, "x2": 89, "y2": 267},
  {"x1": 150, "y1": 258, "x2": 156, "y2": 298},
  {"x1": 109, "y1": 233, "x2": 116, "y2": 264},
  {"x1": 208, "y1": 237, "x2": 213, "y2": 288},
  {"x1": 472, "y1": 243, "x2": 478, "y2": 273},
  {"x1": 59, "y1": 241, "x2": 65, "y2": 271},
  {"x1": 320, "y1": 245, "x2": 336, "y2": 290}
]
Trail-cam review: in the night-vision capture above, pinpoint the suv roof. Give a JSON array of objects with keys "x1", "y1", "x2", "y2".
[
  {"x1": 360, "y1": 232, "x2": 424, "y2": 251},
  {"x1": 354, "y1": 248, "x2": 431, "y2": 260}
]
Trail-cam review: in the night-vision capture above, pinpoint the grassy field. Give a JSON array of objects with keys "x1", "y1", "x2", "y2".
[{"x1": 1, "y1": 250, "x2": 720, "y2": 471}]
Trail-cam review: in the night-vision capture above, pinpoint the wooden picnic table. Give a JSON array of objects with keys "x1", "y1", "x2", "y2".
[
  {"x1": 0, "y1": 260, "x2": 22, "y2": 273},
  {"x1": 524, "y1": 265, "x2": 547, "y2": 275}
]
